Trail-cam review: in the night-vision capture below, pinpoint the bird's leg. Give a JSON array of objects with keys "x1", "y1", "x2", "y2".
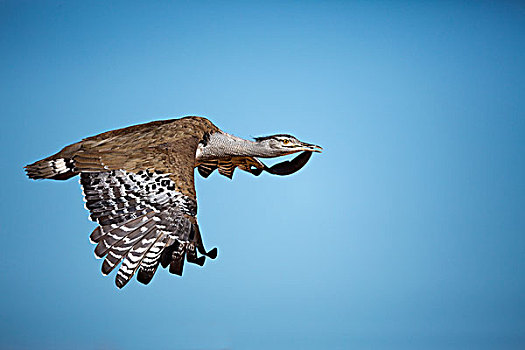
[
  {"x1": 186, "y1": 226, "x2": 206, "y2": 266},
  {"x1": 186, "y1": 245, "x2": 206, "y2": 266},
  {"x1": 194, "y1": 225, "x2": 218, "y2": 259}
]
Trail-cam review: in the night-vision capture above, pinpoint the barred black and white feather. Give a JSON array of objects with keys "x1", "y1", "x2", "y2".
[
  {"x1": 25, "y1": 157, "x2": 77, "y2": 180},
  {"x1": 80, "y1": 169, "x2": 215, "y2": 288}
]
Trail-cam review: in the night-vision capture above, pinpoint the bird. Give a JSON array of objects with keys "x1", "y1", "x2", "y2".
[{"x1": 25, "y1": 116, "x2": 322, "y2": 288}]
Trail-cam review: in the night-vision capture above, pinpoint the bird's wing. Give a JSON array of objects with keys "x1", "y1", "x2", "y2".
[
  {"x1": 77, "y1": 137, "x2": 216, "y2": 288},
  {"x1": 197, "y1": 156, "x2": 266, "y2": 179},
  {"x1": 197, "y1": 152, "x2": 314, "y2": 179},
  {"x1": 25, "y1": 117, "x2": 221, "y2": 181}
]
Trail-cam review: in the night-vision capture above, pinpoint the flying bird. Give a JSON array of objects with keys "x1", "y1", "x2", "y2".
[{"x1": 25, "y1": 116, "x2": 321, "y2": 288}]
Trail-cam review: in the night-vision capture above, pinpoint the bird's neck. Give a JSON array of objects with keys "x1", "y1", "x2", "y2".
[{"x1": 197, "y1": 132, "x2": 278, "y2": 159}]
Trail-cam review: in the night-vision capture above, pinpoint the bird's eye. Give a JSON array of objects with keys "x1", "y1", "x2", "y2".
[{"x1": 283, "y1": 140, "x2": 290, "y2": 145}]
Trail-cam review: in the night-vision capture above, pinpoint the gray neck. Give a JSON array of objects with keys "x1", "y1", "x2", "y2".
[{"x1": 196, "y1": 132, "x2": 279, "y2": 160}]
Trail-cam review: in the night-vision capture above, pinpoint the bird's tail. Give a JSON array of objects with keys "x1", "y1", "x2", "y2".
[{"x1": 25, "y1": 156, "x2": 77, "y2": 180}]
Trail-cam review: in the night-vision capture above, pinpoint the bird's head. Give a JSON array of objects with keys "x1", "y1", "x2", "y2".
[{"x1": 253, "y1": 134, "x2": 322, "y2": 157}]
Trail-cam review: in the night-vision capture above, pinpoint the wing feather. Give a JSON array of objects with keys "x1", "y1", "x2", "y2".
[
  {"x1": 78, "y1": 138, "x2": 217, "y2": 288},
  {"x1": 115, "y1": 228, "x2": 161, "y2": 288},
  {"x1": 197, "y1": 156, "x2": 266, "y2": 179}
]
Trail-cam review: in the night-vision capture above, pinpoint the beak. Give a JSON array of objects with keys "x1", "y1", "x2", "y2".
[{"x1": 300, "y1": 142, "x2": 323, "y2": 153}]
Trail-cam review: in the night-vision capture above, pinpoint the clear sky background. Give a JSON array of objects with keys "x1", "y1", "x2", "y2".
[{"x1": 1, "y1": 1, "x2": 524, "y2": 349}]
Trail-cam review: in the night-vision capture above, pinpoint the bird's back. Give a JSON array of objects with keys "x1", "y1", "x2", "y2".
[{"x1": 25, "y1": 116, "x2": 219, "y2": 180}]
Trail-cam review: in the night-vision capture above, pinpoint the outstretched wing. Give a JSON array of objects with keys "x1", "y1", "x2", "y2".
[{"x1": 77, "y1": 139, "x2": 216, "y2": 288}]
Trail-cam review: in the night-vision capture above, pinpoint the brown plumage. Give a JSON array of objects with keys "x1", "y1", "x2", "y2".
[{"x1": 25, "y1": 116, "x2": 321, "y2": 288}]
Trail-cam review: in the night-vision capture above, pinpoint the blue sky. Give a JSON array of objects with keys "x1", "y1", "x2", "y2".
[{"x1": 1, "y1": 1, "x2": 524, "y2": 349}]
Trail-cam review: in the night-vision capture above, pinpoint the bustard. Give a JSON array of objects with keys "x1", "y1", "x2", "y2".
[{"x1": 25, "y1": 116, "x2": 321, "y2": 288}]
